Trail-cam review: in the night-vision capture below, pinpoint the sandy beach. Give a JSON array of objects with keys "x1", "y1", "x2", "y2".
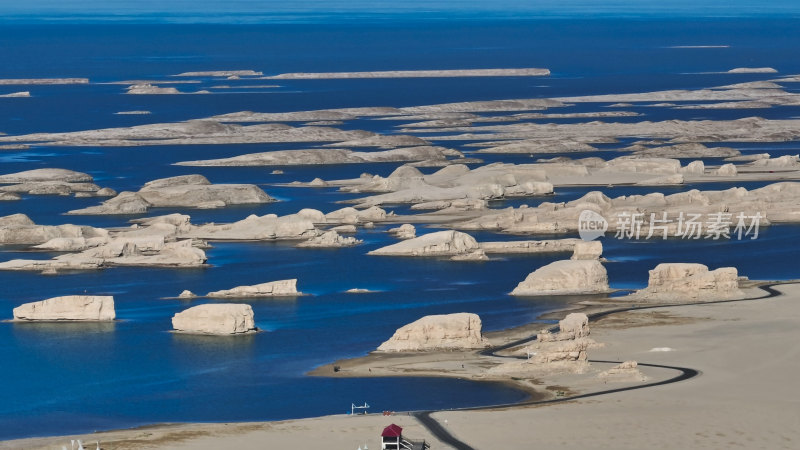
[{"x1": 5, "y1": 282, "x2": 799, "y2": 449}]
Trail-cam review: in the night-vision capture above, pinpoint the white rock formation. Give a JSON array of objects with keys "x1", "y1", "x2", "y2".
[
  {"x1": 33, "y1": 237, "x2": 107, "y2": 252},
  {"x1": 681, "y1": 160, "x2": 705, "y2": 175},
  {"x1": 13, "y1": 296, "x2": 115, "y2": 321},
  {"x1": 452, "y1": 182, "x2": 800, "y2": 235},
  {"x1": 68, "y1": 175, "x2": 274, "y2": 215},
  {"x1": 714, "y1": 163, "x2": 738, "y2": 176},
  {"x1": 337, "y1": 163, "x2": 554, "y2": 207},
  {"x1": 377, "y1": 312, "x2": 490, "y2": 352},
  {"x1": 0, "y1": 238, "x2": 206, "y2": 271},
  {"x1": 325, "y1": 206, "x2": 387, "y2": 224},
  {"x1": 0, "y1": 78, "x2": 88, "y2": 85},
  {"x1": 0, "y1": 169, "x2": 93, "y2": 183},
  {"x1": 295, "y1": 230, "x2": 362, "y2": 247},
  {"x1": 368, "y1": 230, "x2": 480, "y2": 257},
  {"x1": 98, "y1": 239, "x2": 207, "y2": 267},
  {"x1": 388, "y1": 224, "x2": 416, "y2": 239},
  {"x1": 183, "y1": 210, "x2": 320, "y2": 241},
  {"x1": 748, "y1": 155, "x2": 800, "y2": 168},
  {"x1": 171, "y1": 304, "x2": 256, "y2": 335},
  {"x1": 511, "y1": 260, "x2": 610, "y2": 296},
  {"x1": 628, "y1": 143, "x2": 740, "y2": 159},
  {"x1": 266, "y1": 68, "x2": 550, "y2": 79},
  {"x1": 531, "y1": 338, "x2": 592, "y2": 364},
  {"x1": 126, "y1": 84, "x2": 181, "y2": 95},
  {"x1": 598, "y1": 360, "x2": 648, "y2": 382},
  {"x1": 727, "y1": 67, "x2": 778, "y2": 74},
  {"x1": 537, "y1": 313, "x2": 590, "y2": 342},
  {"x1": 0, "y1": 169, "x2": 110, "y2": 196},
  {"x1": 0, "y1": 214, "x2": 109, "y2": 246},
  {"x1": 629, "y1": 263, "x2": 744, "y2": 301},
  {"x1": 0, "y1": 119, "x2": 377, "y2": 148},
  {"x1": 479, "y1": 239, "x2": 582, "y2": 254},
  {"x1": 206, "y1": 279, "x2": 300, "y2": 298},
  {"x1": 410, "y1": 198, "x2": 487, "y2": 211},
  {"x1": 178, "y1": 290, "x2": 196, "y2": 299},
  {"x1": 176, "y1": 146, "x2": 456, "y2": 167},
  {"x1": 176, "y1": 70, "x2": 263, "y2": 77},
  {"x1": 570, "y1": 241, "x2": 603, "y2": 260}
]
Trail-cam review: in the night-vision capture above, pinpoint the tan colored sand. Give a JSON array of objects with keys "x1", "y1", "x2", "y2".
[
  {"x1": 1, "y1": 414, "x2": 443, "y2": 450},
  {"x1": 438, "y1": 284, "x2": 800, "y2": 449}
]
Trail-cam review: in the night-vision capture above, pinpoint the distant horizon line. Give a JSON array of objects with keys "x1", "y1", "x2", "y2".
[{"x1": 1, "y1": 10, "x2": 799, "y2": 25}]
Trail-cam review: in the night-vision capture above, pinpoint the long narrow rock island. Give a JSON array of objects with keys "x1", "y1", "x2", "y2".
[{"x1": 265, "y1": 68, "x2": 551, "y2": 79}]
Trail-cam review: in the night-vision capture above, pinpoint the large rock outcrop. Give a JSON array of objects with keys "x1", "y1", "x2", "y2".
[
  {"x1": 13, "y1": 296, "x2": 115, "y2": 321},
  {"x1": 175, "y1": 146, "x2": 457, "y2": 166},
  {"x1": 511, "y1": 260, "x2": 610, "y2": 295},
  {"x1": 376, "y1": 312, "x2": 490, "y2": 352},
  {"x1": 0, "y1": 238, "x2": 207, "y2": 271},
  {"x1": 0, "y1": 169, "x2": 111, "y2": 197},
  {"x1": 68, "y1": 175, "x2": 274, "y2": 215},
  {"x1": 530, "y1": 338, "x2": 592, "y2": 365},
  {"x1": 171, "y1": 304, "x2": 256, "y2": 335},
  {"x1": 453, "y1": 181, "x2": 800, "y2": 235},
  {"x1": 0, "y1": 168, "x2": 93, "y2": 184},
  {"x1": 570, "y1": 241, "x2": 603, "y2": 260},
  {"x1": 537, "y1": 313, "x2": 590, "y2": 342},
  {"x1": 206, "y1": 279, "x2": 301, "y2": 298},
  {"x1": 295, "y1": 230, "x2": 362, "y2": 247},
  {"x1": 0, "y1": 214, "x2": 109, "y2": 246},
  {"x1": 489, "y1": 312, "x2": 600, "y2": 377},
  {"x1": 388, "y1": 224, "x2": 416, "y2": 239},
  {"x1": 182, "y1": 210, "x2": 321, "y2": 241},
  {"x1": 335, "y1": 163, "x2": 554, "y2": 207},
  {"x1": 628, "y1": 263, "x2": 744, "y2": 301},
  {"x1": 368, "y1": 230, "x2": 480, "y2": 257},
  {"x1": 325, "y1": 206, "x2": 387, "y2": 224}
]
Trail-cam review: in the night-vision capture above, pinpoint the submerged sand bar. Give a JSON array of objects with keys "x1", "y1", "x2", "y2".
[{"x1": 265, "y1": 68, "x2": 550, "y2": 79}]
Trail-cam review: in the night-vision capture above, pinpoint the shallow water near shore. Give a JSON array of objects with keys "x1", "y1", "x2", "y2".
[{"x1": 1, "y1": 18, "x2": 800, "y2": 440}]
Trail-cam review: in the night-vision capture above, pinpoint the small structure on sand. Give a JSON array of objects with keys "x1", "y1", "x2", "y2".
[{"x1": 381, "y1": 424, "x2": 429, "y2": 450}]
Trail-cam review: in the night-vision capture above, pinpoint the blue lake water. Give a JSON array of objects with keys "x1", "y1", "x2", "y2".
[{"x1": 0, "y1": 18, "x2": 800, "y2": 439}]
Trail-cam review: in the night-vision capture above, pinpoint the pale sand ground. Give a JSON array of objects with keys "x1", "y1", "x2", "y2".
[
  {"x1": 5, "y1": 284, "x2": 799, "y2": 449},
  {"x1": 438, "y1": 284, "x2": 800, "y2": 449},
  {"x1": 2, "y1": 415, "x2": 444, "y2": 450}
]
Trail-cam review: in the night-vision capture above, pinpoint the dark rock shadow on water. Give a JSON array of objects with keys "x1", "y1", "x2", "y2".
[{"x1": 170, "y1": 331, "x2": 259, "y2": 349}]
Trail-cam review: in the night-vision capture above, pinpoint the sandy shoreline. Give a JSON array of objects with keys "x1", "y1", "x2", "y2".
[{"x1": 5, "y1": 282, "x2": 797, "y2": 449}]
